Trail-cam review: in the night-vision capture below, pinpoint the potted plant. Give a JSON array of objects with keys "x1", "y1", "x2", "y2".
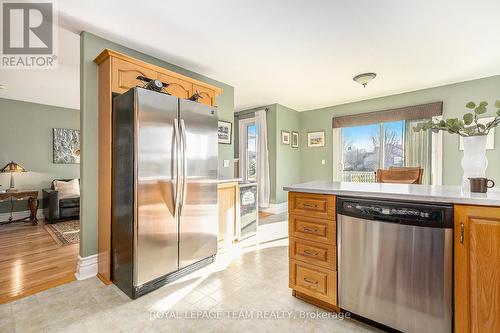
[{"x1": 414, "y1": 100, "x2": 500, "y2": 191}]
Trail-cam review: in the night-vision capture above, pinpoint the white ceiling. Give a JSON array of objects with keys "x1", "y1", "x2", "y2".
[
  {"x1": 0, "y1": 26, "x2": 80, "y2": 110},
  {"x1": 4, "y1": 1, "x2": 500, "y2": 111}
]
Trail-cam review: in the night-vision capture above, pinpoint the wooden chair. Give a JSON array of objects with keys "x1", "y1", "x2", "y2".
[{"x1": 376, "y1": 167, "x2": 424, "y2": 184}]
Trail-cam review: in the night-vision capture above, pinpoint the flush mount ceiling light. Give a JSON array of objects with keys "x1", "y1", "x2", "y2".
[
  {"x1": 353, "y1": 73, "x2": 377, "y2": 88},
  {"x1": 0, "y1": 84, "x2": 5, "y2": 89}
]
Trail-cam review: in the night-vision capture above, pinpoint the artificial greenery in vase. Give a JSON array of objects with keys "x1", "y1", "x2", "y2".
[{"x1": 413, "y1": 100, "x2": 500, "y2": 136}]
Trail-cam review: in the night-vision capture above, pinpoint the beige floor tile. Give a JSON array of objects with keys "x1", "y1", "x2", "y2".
[{"x1": 2, "y1": 238, "x2": 386, "y2": 333}]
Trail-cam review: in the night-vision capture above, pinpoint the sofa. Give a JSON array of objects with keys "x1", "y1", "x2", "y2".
[{"x1": 43, "y1": 179, "x2": 80, "y2": 223}]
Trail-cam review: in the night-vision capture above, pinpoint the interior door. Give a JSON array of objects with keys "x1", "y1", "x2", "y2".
[
  {"x1": 135, "y1": 89, "x2": 179, "y2": 286},
  {"x1": 178, "y1": 99, "x2": 218, "y2": 268}
]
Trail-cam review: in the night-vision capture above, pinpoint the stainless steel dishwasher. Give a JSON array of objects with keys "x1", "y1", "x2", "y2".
[{"x1": 337, "y1": 197, "x2": 453, "y2": 333}]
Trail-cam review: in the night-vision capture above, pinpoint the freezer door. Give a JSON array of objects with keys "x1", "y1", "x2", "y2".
[
  {"x1": 178, "y1": 99, "x2": 218, "y2": 269},
  {"x1": 135, "y1": 88, "x2": 180, "y2": 286}
]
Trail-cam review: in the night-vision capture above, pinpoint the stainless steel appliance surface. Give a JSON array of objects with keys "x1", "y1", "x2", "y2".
[
  {"x1": 337, "y1": 197, "x2": 453, "y2": 333},
  {"x1": 112, "y1": 87, "x2": 218, "y2": 299}
]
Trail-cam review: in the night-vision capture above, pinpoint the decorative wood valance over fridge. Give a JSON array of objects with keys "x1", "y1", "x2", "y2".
[{"x1": 332, "y1": 101, "x2": 443, "y2": 128}]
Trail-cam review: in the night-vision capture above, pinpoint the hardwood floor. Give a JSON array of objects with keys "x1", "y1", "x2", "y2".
[
  {"x1": 258, "y1": 211, "x2": 274, "y2": 219},
  {"x1": 0, "y1": 220, "x2": 79, "y2": 304}
]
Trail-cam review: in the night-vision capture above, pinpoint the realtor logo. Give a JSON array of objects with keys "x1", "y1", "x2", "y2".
[{"x1": 1, "y1": 0, "x2": 57, "y2": 68}]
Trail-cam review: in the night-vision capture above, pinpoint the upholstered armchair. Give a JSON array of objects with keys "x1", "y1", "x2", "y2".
[{"x1": 43, "y1": 179, "x2": 80, "y2": 223}]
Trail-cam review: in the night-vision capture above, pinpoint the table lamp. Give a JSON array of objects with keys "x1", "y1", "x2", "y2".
[{"x1": 1, "y1": 161, "x2": 26, "y2": 192}]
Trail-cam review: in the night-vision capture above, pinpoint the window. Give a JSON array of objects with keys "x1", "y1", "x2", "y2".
[
  {"x1": 246, "y1": 123, "x2": 257, "y2": 181},
  {"x1": 341, "y1": 120, "x2": 405, "y2": 182},
  {"x1": 239, "y1": 118, "x2": 258, "y2": 182}
]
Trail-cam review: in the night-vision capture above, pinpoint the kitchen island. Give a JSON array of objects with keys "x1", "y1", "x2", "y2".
[{"x1": 284, "y1": 181, "x2": 500, "y2": 333}]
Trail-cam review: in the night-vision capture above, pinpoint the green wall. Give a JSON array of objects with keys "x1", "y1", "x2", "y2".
[
  {"x1": 299, "y1": 75, "x2": 500, "y2": 185},
  {"x1": 0, "y1": 98, "x2": 80, "y2": 213},
  {"x1": 80, "y1": 32, "x2": 235, "y2": 257},
  {"x1": 235, "y1": 103, "x2": 300, "y2": 204},
  {"x1": 275, "y1": 104, "x2": 301, "y2": 203}
]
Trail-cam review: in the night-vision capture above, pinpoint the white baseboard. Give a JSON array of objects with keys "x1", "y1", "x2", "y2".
[
  {"x1": 75, "y1": 254, "x2": 98, "y2": 280},
  {"x1": 260, "y1": 202, "x2": 288, "y2": 214},
  {"x1": 0, "y1": 209, "x2": 44, "y2": 222}
]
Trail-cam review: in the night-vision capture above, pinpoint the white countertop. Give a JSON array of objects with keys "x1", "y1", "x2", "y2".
[{"x1": 284, "y1": 181, "x2": 500, "y2": 207}]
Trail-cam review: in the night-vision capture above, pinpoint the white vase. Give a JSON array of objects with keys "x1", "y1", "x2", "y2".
[{"x1": 461, "y1": 135, "x2": 488, "y2": 192}]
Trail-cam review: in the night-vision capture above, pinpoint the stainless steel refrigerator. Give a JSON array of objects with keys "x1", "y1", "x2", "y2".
[{"x1": 112, "y1": 87, "x2": 218, "y2": 299}]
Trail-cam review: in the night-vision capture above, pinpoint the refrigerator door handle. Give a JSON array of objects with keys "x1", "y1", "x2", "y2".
[
  {"x1": 173, "y1": 118, "x2": 181, "y2": 219},
  {"x1": 180, "y1": 119, "x2": 188, "y2": 217}
]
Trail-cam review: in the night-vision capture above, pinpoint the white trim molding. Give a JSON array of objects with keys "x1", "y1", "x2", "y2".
[
  {"x1": 260, "y1": 202, "x2": 288, "y2": 214},
  {"x1": 75, "y1": 254, "x2": 98, "y2": 280}
]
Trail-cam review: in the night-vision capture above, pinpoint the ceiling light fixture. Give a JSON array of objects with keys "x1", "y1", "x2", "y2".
[
  {"x1": 0, "y1": 84, "x2": 5, "y2": 89},
  {"x1": 353, "y1": 73, "x2": 377, "y2": 88}
]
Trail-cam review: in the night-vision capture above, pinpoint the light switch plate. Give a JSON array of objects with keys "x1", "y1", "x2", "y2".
[
  {"x1": 223, "y1": 160, "x2": 230, "y2": 168},
  {"x1": 321, "y1": 159, "x2": 326, "y2": 165}
]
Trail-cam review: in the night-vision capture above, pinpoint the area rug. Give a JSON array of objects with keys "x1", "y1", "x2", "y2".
[
  {"x1": 44, "y1": 220, "x2": 80, "y2": 246},
  {"x1": 259, "y1": 212, "x2": 288, "y2": 226}
]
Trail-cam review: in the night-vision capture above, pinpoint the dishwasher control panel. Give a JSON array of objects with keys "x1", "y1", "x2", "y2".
[{"x1": 338, "y1": 197, "x2": 453, "y2": 228}]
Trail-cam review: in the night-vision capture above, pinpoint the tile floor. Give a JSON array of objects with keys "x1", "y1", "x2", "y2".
[{"x1": 0, "y1": 224, "x2": 382, "y2": 333}]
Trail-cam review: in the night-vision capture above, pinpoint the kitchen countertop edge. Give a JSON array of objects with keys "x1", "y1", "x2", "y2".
[{"x1": 284, "y1": 181, "x2": 500, "y2": 207}]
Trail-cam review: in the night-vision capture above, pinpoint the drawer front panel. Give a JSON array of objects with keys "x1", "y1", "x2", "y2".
[
  {"x1": 289, "y1": 192, "x2": 335, "y2": 220},
  {"x1": 289, "y1": 214, "x2": 335, "y2": 244},
  {"x1": 289, "y1": 259, "x2": 337, "y2": 305},
  {"x1": 289, "y1": 237, "x2": 336, "y2": 269}
]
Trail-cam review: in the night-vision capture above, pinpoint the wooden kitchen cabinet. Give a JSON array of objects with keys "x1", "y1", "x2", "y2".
[
  {"x1": 111, "y1": 57, "x2": 158, "y2": 94},
  {"x1": 288, "y1": 192, "x2": 338, "y2": 312},
  {"x1": 192, "y1": 83, "x2": 216, "y2": 106},
  {"x1": 217, "y1": 182, "x2": 239, "y2": 245},
  {"x1": 454, "y1": 205, "x2": 500, "y2": 333},
  {"x1": 158, "y1": 72, "x2": 193, "y2": 99}
]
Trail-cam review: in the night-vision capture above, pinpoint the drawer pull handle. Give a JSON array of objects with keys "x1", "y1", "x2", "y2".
[
  {"x1": 303, "y1": 227, "x2": 318, "y2": 233},
  {"x1": 302, "y1": 203, "x2": 318, "y2": 208},
  {"x1": 303, "y1": 250, "x2": 318, "y2": 257},
  {"x1": 303, "y1": 277, "x2": 318, "y2": 285},
  {"x1": 460, "y1": 223, "x2": 464, "y2": 243}
]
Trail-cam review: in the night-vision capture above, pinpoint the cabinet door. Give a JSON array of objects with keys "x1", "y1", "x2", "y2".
[
  {"x1": 112, "y1": 58, "x2": 158, "y2": 94},
  {"x1": 455, "y1": 205, "x2": 500, "y2": 333},
  {"x1": 158, "y1": 73, "x2": 193, "y2": 100},
  {"x1": 217, "y1": 182, "x2": 237, "y2": 243},
  {"x1": 192, "y1": 84, "x2": 216, "y2": 106}
]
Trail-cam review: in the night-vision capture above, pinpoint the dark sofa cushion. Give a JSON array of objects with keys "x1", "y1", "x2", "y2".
[{"x1": 59, "y1": 197, "x2": 80, "y2": 208}]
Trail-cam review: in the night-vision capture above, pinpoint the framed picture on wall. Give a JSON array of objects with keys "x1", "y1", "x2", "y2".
[
  {"x1": 53, "y1": 128, "x2": 81, "y2": 164},
  {"x1": 291, "y1": 131, "x2": 299, "y2": 148},
  {"x1": 281, "y1": 130, "x2": 290, "y2": 145},
  {"x1": 218, "y1": 120, "x2": 232, "y2": 144},
  {"x1": 307, "y1": 131, "x2": 325, "y2": 147}
]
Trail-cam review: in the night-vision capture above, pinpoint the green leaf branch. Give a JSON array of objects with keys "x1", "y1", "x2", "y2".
[{"x1": 413, "y1": 100, "x2": 500, "y2": 137}]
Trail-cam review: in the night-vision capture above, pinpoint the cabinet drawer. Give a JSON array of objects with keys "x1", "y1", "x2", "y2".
[
  {"x1": 289, "y1": 237, "x2": 336, "y2": 269},
  {"x1": 288, "y1": 192, "x2": 336, "y2": 220},
  {"x1": 289, "y1": 259, "x2": 337, "y2": 305},
  {"x1": 289, "y1": 214, "x2": 335, "y2": 244}
]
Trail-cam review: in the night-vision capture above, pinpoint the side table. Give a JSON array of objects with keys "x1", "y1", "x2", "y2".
[{"x1": 0, "y1": 191, "x2": 39, "y2": 225}]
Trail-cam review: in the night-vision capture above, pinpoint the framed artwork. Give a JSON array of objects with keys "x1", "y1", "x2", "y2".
[
  {"x1": 53, "y1": 128, "x2": 80, "y2": 164},
  {"x1": 459, "y1": 117, "x2": 495, "y2": 150},
  {"x1": 291, "y1": 131, "x2": 299, "y2": 148},
  {"x1": 218, "y1": 120, "x2": 232, "y2": 144},
  {"x1": 307, "y1": 131, "x2": 325, "y2": 147},
  {"x1": 281, "y1": 130, "x2": 290, "y2": 145}
]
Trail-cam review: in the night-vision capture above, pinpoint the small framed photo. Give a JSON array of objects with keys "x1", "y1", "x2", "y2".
[
  {"x1": 291, "y1": 131, "x2": 299, "y2": 148},
  {"x1": 218, "y1": 120, "x2": 232, "y2": 144},
  {"x1": 281, "y1": 130, "x2": 290, "y2": 145},
  {"x1": 307, "y1": 131, "x2": 325, "y2": 147}
]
